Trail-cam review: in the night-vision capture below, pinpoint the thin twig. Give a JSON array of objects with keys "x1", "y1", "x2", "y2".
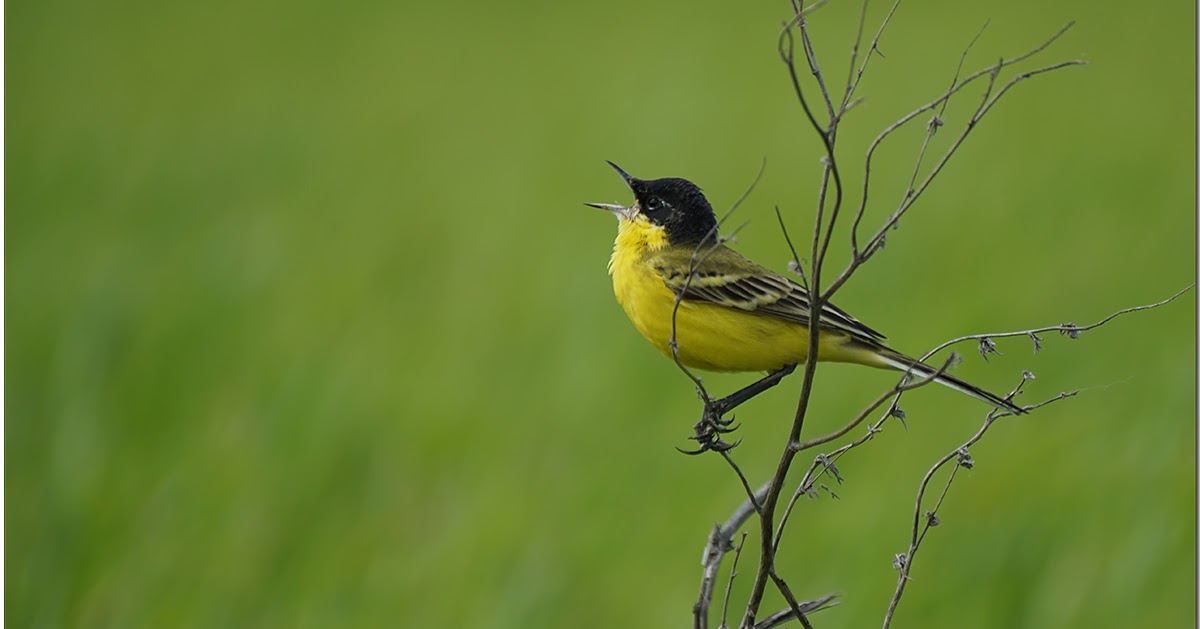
[
  {"x1": 722, "y1": 450, "x2": 763, "y2": 515},
  {"x1": 844, "y1": 0, "x2": 904, "y2": 109},
  {"x1": 839, "y1": 0, "x2": 873, "y2": 114},
  {"x1": 752, "y1": 595, "x2": 839, "y2": 629},
  {"x1": 670, "y1": 161, "x2": 769, "y2": 405},
  {"x1": 848, "y1": 23, "x2": 1079, "y2": 259},
  {"x1": 773, "y1": 357, "x2": 955, "y2": 549},
  {"x1": 696, "y1": 523, "x2": 728, "y2": 629},
  {"x1": 921, "y1": 286, "x2": 1195, "y2": 361},
  {"x1": 812, "y1": 285, "x2": 1189, "y2": 510},
  {"x1": 705, "y1": 250, "x2": 1182, "y2": 629},
  {"x1": 903, "y1": 20, "x2": 990, "y2": 201},
  {"x1": 740, "y1": 15, "x2": 850, "y2": 624},
  {"x1": 686, "y1": 162, "x2": 766, "y2": 629},
  {"x1": 768, "y1": 570, "x2": 815, "y2": 629},
  {"x1": 718, "y1": 533, "x2": 750, "y2": 629},
  {"x1": 882, "y1": 382, "x2": 1076, "y2": 628},
  {"x1": 774, "y1": 205, "x2": 808, "y2": 290},
  {"x1": 840, "y1": 57, "x2": 1084, "y2": 289},
  {"x1": 886, "y1": 285, "x2": 1196, "y2": 413},
  {"x1": 799, "y1": 355, "x2": 954, "y2": 451},
  {"x1": 791, "y1": 0, "x2": 837, "y2": 123},
  {"x1": 695, "y1": 14, "x2": 1103, "y2": 629}
]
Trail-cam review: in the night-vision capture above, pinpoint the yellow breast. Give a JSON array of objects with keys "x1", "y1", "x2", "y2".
[{"x1": 608, "y1": 218, "x2": 836, "y2": 373}]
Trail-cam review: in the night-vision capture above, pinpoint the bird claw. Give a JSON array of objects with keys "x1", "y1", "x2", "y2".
[
  {"x1": 677, "y1": 436, "x2": 742, "y2": 456},
  {"x1": 700, "y1": 400, "x2": 736, "y2": 430},
  {"x1": 678, "y1": 401, "x2": 743, "y2": 455}
]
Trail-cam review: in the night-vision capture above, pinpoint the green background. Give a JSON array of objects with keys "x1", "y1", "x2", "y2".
[{"x1": 8, "y1": 0, "x2": 1195, "y2": 627}]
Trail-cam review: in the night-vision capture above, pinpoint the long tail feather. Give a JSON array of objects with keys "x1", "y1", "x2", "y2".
[{"x1": 875, "y1": 349, "x2": 1025, "y2": 414}]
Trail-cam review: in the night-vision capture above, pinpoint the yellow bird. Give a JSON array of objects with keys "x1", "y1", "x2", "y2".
[{"x1": 586, "y1": 162, "x2": 1023, "y2": 419}]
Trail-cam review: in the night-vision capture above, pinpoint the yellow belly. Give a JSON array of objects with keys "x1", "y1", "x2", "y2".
[{"x1": 610, "y1": 242, "x2": 872, "y2": 373}]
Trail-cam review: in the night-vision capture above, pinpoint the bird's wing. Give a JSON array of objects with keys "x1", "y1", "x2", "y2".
[{"x1": 652, "y1": 245, "x2": 887, "y2": 345}]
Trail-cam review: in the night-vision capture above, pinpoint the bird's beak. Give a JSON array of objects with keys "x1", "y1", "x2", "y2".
[
  {"x1": 584, "y1": 202, "x2": 636, "y2": 220},
  {"x1": 605, "y1": 160, "x2": 637, "y2": 190},
  {"x1": 584, "y1": 161, "x2": 640, "y2": 220}
]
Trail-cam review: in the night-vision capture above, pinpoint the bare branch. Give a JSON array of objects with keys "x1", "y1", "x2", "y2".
[
  {"x1": 797, "y1": 354, "x2": 954, "y2": 451},
  {"x1": 803, "y1": 284, "x2": 1188, "y2": 501},
  {"x1": 761, "y1": 59, "x2": 1089, "y2": 588},
  {"x1": 919, "y1": 286, "x2": 1195, "y2": 361},
  {"x1": 752, "y1": 594, "x2": 839, "y2": 629},
  {"x1": 778, "y1": 14, "x2": 831, "y2": 144},
  {"x1": 843, "y1": 0, "x2": 904, "y2": 110},
  {"x1": 790, "y1": 0, "x2": 837, "y2": 123},
  {"x1": 738, "y1": 284, "x2": 1189, "y2": 625},
  {"x1": 759, "y1": 349, "x2": 963, "y2": 611},
  {"x1": 840, "y1": 0, "x2": 873, "y2": 114},
  {"x1": 718, "y1": 533, "x2": 750, "y2": 629},
  {"x1": 903, "y1": 20, "x2": 990, "y2": 201},
  {"x1": 773, "y1": 357, "x2": 956, "y2": 550},
  {"x1": 722, "y1": 450, "x2": 763, "y2": 516},
  {"x1": 773, "y1": 205, "x2": 809, "y2": 290},
  {"x1": 687, "y1": 11, "x2": 1158, "y2": 629},
  {"x1": 696, "y1": 524, "x2": 729, "y2": 629},
  {"x1": 847, "y1": 22, "x2": 1080, "y2": 261},
  {"x1": 882, "y1": 381, "x2": 1077, "y2": 627},
  {"x1": 768, "y1": 570, "x2": 815, "y2": 629},
  {"x1": 736, "y1": 10, "x2": 854, "y2": 622},
  {"x1": 739, "y1": 15, "x2": 1086, "y2": 629}
]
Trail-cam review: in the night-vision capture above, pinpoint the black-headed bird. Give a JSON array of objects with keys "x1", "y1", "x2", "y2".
[{"x1": 586, "y1": 162, "x2": 1023, "y2": 422}]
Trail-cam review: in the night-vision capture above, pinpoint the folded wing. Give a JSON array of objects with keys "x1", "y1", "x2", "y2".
[{"x1": 652, "y1": 245, "x2": 888, "y2": 347}]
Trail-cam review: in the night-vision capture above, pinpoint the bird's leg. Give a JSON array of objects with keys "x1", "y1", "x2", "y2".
[
  {"x1": 683, "y1": 364, "x2": 799, "y2": 455},
  {"x1": 706, "y1": 363, "x2": 798, "y2": 423}
]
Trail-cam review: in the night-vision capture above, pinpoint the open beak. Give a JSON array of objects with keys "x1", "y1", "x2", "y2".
[
  {"x1": 584, "y1": 161, "x2": 640, "y2": 220},
  {"x1": 584, "y1": 201, "x2": 636, "y2": 221},
  {"x1": 605, "y1": 161, "x2": 637, "y2": 190}
]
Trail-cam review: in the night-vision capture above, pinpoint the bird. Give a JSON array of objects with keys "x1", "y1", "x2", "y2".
[{"x1": 585, "y1": 161, "x2": 1024, "y2": 423}]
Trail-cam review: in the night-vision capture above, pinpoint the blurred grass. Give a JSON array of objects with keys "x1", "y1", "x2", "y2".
[{"x1": 6, "y1": 0, "x2": 1195, "y2": 627}]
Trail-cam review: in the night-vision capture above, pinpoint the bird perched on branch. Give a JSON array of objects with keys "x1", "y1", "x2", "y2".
[{"x1": 585, "y1": 162, "x2": 1023, "y2": 426}]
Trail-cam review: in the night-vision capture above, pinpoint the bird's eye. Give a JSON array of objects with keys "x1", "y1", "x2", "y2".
[{"x1": 645, "y1": 198, "x2": 664, "y2": 212}]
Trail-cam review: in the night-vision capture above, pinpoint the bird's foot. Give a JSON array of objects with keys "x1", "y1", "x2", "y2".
[
  {"x1": 677, "y1": 432, "x2": 741, "y2": 456},
  {"x1": 701, "y1": 398, "x2": 739, "y2": 430},
  {"x1": 677, "y1": 400, "x2": 742, "y2": 455}
]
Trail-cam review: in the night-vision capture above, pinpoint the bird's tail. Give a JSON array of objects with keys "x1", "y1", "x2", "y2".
[{"x1": 873, "y1": 348, "x2": 1025, "y2": 415}]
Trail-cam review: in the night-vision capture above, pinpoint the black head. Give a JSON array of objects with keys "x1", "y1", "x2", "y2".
[{"x1": 596, "y1": 162, "x2": 719, "y2": 246}]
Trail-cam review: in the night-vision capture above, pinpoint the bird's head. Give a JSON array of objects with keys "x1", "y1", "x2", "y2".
[{"x1": 585, "y1": 161, "x2": 718, "y2": 247}]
